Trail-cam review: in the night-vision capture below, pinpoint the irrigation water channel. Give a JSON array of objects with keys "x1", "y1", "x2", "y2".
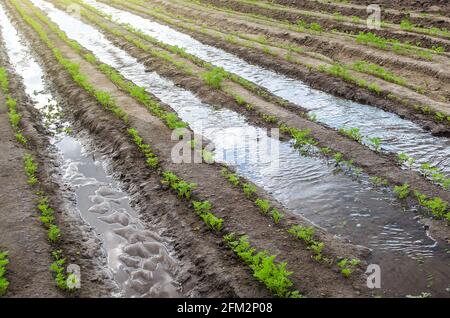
[
  {"x1": 25, "y1": 0, "x2": 450, "y2": 296},
  {"x1": 0, "y1": 3, "x2": 181, "y2": 297},
  {"x1": 86, "y1": 0, "x2": 450, "y2": 180}
]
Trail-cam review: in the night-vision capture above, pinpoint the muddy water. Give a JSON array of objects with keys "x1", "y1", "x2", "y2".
[
  {"x1": 29, "y1": 0, "x2": 450, "y2": 296},
  {"x1": 0, "y1": 3, "x2": 181, "y2": 297},
  {"x1": 84, "y1": 0, "x2": 450, "y2": 179}
]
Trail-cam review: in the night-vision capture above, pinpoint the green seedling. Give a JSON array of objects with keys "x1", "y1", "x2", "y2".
[
  {"x1": 227, "y1": 173, "x2": 240, "y2": 187},
  {"x1": 48, "y1": 225, "x2": 61, "y2": 243},
  {"x1": 201, "y1": 67, "x2": 227, "y2": 89},
  {"x1": 255, "y1": 198, "x2": 270, "y2": 214},
  {"x1": 339, "y1": 127, "x2": 362, "y2": 143},
  {"x1": 192, "y1": 200, "x2": 212, "y2": 215},
  {"x1": 271, "y1": 208, "x2": 283, "y2": 224},
  {"x1": 24, "y1": 154, "x2": 38, "y2": 186},
  {"x1": 394, "y1": 184, "x2": 410, "y2": 199},
  {"x1": 369, "y1": 137, "x2": 381, "y2": 152},
  {"x1": 397, "y1": 153, "x2": 415, "y2": 167},
  {"x1": 200, "y1": 212, "x2": 223, "y2": 232}
]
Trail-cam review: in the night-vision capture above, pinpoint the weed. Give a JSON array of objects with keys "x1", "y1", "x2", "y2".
[
  {"x1": 224, "y1": 234, "x2": 299, "y2": 297},
  {"x1": 255, "y1": 198, "x2": 270, "y2": 214}
]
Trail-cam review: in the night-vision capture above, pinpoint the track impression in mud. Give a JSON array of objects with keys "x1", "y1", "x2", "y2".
[
  {"x1": 0, "y1": 3, "x2": 181, "y2": 297},
  {"x1": 23, "y1": 0, "x2": 450, "y2": 297},
  {"x1": 87, "y1": 0, "x2": 450, "y2": 179}
]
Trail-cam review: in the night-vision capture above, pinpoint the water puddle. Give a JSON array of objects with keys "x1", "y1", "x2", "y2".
[
  {"x1": 0, "y1": 3, "x2": 181, "y2": 297},
  {"x1": 29, "y1": 0, "x2": 450, "y2": 296},
  {"x1": 84, "y1": 0, "x2": 450, "y2": 179}
]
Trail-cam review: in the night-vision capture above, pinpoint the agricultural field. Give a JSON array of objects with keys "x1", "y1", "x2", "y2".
[{"x1": 0, "y1": 0, "x2": 449, "y2": 301}]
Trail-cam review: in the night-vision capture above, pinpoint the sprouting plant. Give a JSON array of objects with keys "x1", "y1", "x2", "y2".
[
  {"x1": 38, "y1": 196, "x2": 55, "y2": 227},
  {"x1": 200, "y1": 212, "x2": 223, "y2": 232},
  {"x1": 310, "y1": 242, "x2": 325, "y2": 261},
  {"x1": 261, "y1": 113, "x2": 278, "y2": 124},
  {"x1": 227, "y1": 173, "x2": 240, "y2": 187},
  {"x1": 243, "y1": 183, "x2": 257, "y2": 198},
  {"x1": 435, "y1": 112, "x2": 445, "y2": 122},
  {"x1": 175, "y1": 180, "x2": 197, "y2": 200},
  {"x1": 288, "y1": 225, "x2": 315, "y2": 244},
  {"x1": 397, "y1": 153, "x2": 415, "y2": 167},
  {"x1": 309, "y1": 22, "x2": 323, "y2": 32},
  {"x1": 201, "y1": 67, "x2": 227, "y2": 89},
  {"x1": 339, "y1": 127, "x2": 362, "y2": 143},
  {"x1": 333, "y1": 152, "x2": 343, "y2": 164},
  {"x1": 23, "y1": 154, "x2": 38, "y2": 186},
  {"x1": 48, "y1": 225, "x2": 61, "y2": 243},
  {"x1": 337, "y1": 258, "x2": 360, "y2": 278},
  {"x1": 162, "y1": 171, "x2": 179, "y2": 186},
  {"x1": 369, "y1": 137, "x2": 381, "y2": 152},
  {"x1": 255, "y1": 198, "x2": 270, "y2": 214},
  {"x1": 192, "y1": 200, "x2": 212, "y2": 215},
  {"x1": 163, "y1": 112, "x2": 187, "y2": 130},
  {"x1": 394, "y1": 184, "x2": 410, "y2": 199},
  {"x1": 0, "y1": 251, "x2": 9, "y2": 296},
  {"x1": 271, "y1": 208, "x2": 283, "y2": 224}
]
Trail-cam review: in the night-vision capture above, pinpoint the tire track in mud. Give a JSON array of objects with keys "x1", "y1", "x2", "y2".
[
  {"x1": 5, "y1": 0, "x2": 370, "y2": 296},
  {"x1": 22, "y1": 0, "x2": 450, "y2": 296}
]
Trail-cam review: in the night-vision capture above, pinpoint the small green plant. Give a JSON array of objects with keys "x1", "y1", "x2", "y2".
[
  {"x1": 397, "y1": 153, "x2": 415, "y2": 167},
  {"x1": 201, "y1": 67, "x2": 227, "y2": 89},
  {"x1": 0, "y1": 251, "x2": 9, "y2": 296},
  {"x1": 38, "y1": 196, "x2": 55, "y2": 227},
  {"x1": 394, "y1": 183, "x2": 410, "y2": 199},
  {"x1": 333, "y1": 152, "x2": 343, "y2": 164},
  {"x1": 23, "y1": 154, "x2": 38, "y2": 186},
  {"x1": 339, "y1": 127, "x2": 362, "y2": 143},
  {"x1": 271, "y1": 208, "x2": 283, "y2": 224},
  {"x1": 255, "y1": 198, "x2": 270, "y2": 214},
  {"x1": 288, "y1": 225, "x2": 315, "y2": 244},
  {"x1": 200, "y1": 212, "x2": 223, "y2": 232},
  {"x1": 337, "y1": 258, "x2": 360, "y2": 278},
  {"x1": 48, "y1": 225, "x2": 61, "y2": 243},
  {"x1": 261, "y1": 113, "x2": 278, "y2": 124},
  {"x1": 227, "y1": 173, "x2": 240, "y2": 187},
  {"x1": 243, "y1": 183, "x2": 257, "y2": 198},
  {"x1": 192, "y1": 200, "x2": 212, "y2": 215}
]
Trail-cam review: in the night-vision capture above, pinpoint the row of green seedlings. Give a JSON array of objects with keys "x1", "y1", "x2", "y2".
[
  {"x1": 17, "y1": 2, "x2": 302, "y2": 297},
  {"x1": 397, "y1": 152, "x2": 450, "y2": 190},
  {"x1": 0, "y1": 251, "x2": 9, "y2": 296},
  {"x1": 1, "y1": 64, "x2": 74, "y2": 292},
  {"x1": 0, "y1": 67, "x2": 27, "y2": 145},
  {"x1": 288, "y1": 225, "x2": 361, "y2": 278},
  {"x1": 24, "y1": 154, "x2": 78, "y2": 290},
  {"x1": 399, "y1": 19, "x2": 450, "y2": 39},
  {"x1": 224, "y1": 233, "x2": 301, "y2": 298},
  {"x1": 220, "y1": 167, "x2": 283, "y2": 224},
  {"x1": 220, "y1": 166, "x2": 360, "y2": 278}
]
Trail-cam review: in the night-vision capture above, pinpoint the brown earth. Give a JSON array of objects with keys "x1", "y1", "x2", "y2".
[{"x1": 6, "y1": 0, "x2": 378, "y2": 297}]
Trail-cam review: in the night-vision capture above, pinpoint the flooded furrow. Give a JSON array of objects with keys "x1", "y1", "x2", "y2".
[
  {"x1": 84, "y1": 0, "x2": 450, "y2": 178},
  {"x1": 29, "y1": 0, "x2": 450, "y2": 296},
  {"x1": 0, "y1": 3, "x2": 181, "y2": 297}
]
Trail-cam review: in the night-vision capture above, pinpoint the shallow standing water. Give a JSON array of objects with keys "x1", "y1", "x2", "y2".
[
  {"x1": 0, "y1": 3, "x2": 181, "y2": 297},
  {"x1": 84, "y1": 0, "x2": 450, "y2": 179},
  {"x1": 28, "y1": 0, "x2": 450, "y2": 296}
]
